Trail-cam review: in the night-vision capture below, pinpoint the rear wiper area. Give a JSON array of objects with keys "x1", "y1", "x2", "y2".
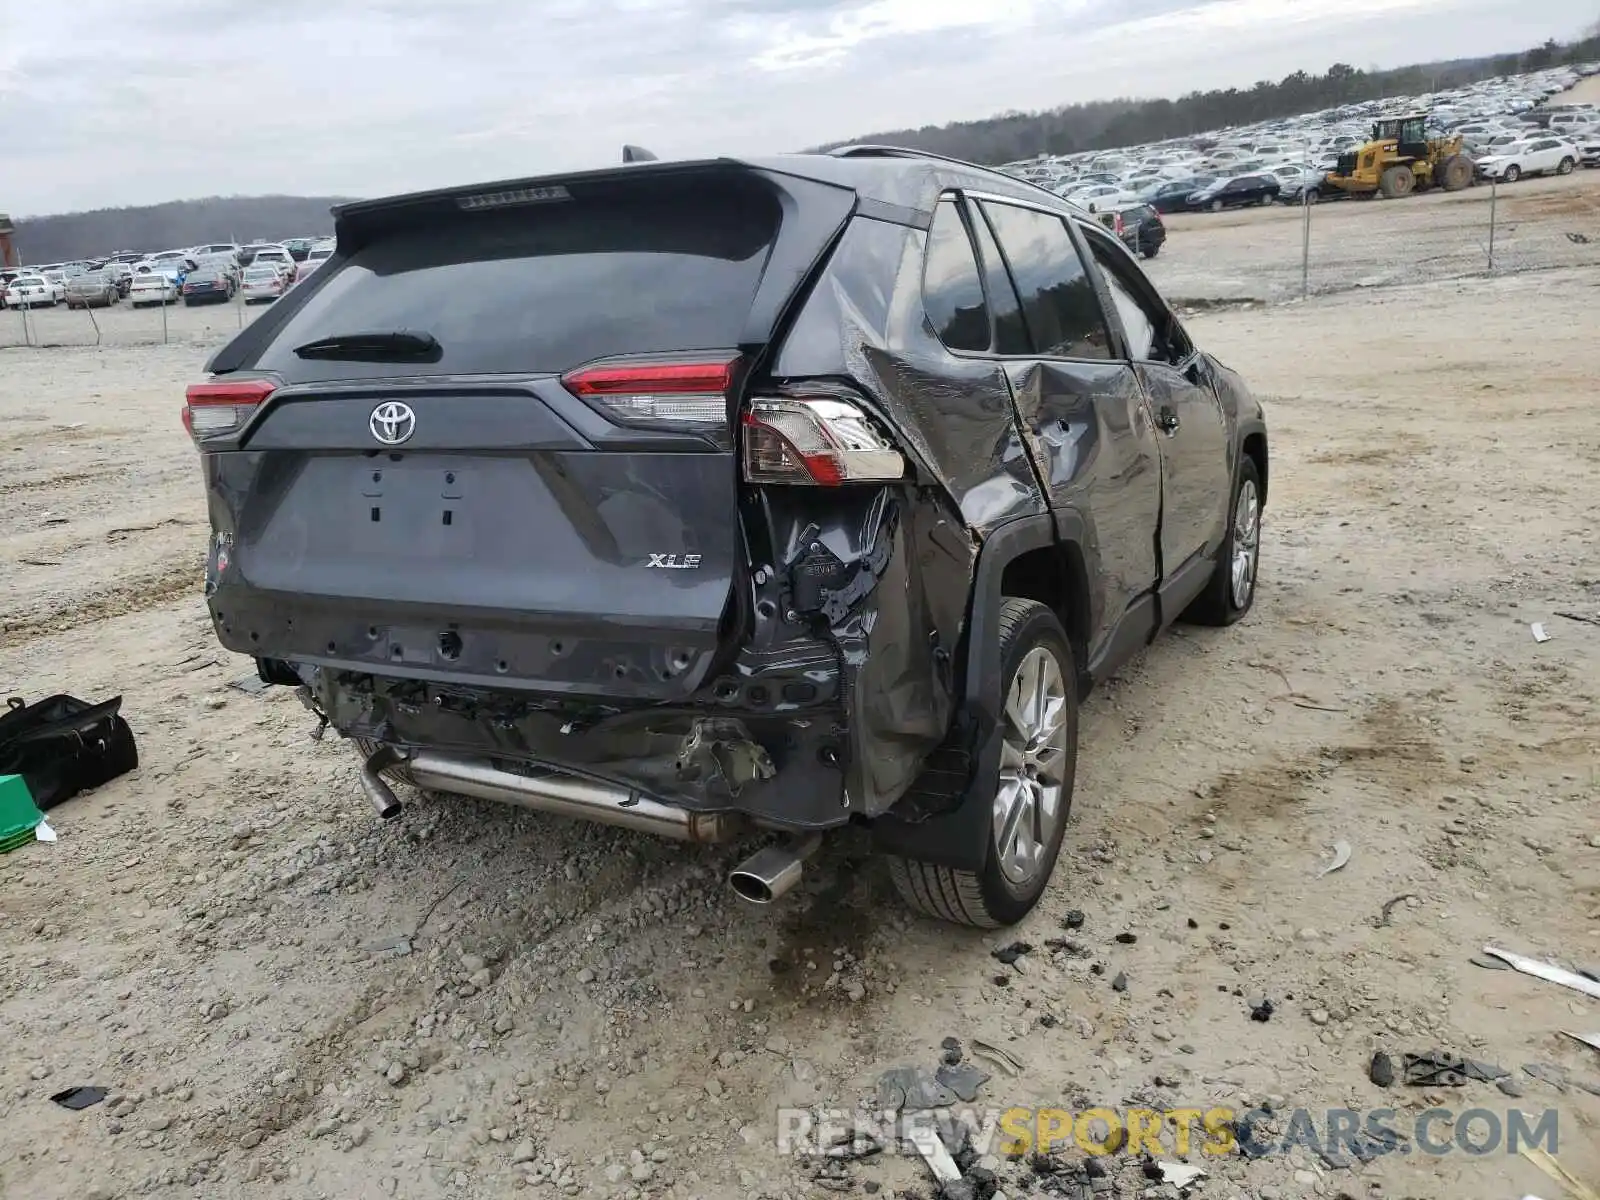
[{"x1": 292, "y1": 330, "x2": 442, "y2": 361}]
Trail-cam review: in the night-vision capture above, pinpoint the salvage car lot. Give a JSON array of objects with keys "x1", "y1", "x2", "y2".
[{"x1": 2, "y1": 202, "x2": 1599, "y2": 1200}]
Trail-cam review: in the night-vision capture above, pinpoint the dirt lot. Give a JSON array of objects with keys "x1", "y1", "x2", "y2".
[{"x1": 2, "y1": 185, "x2": 1599, "y2": 1200}]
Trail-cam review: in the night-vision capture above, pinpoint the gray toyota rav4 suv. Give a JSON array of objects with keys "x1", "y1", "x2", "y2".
[{"x1": 185, "y1": 147, "x2": 1268, "y2": 928}]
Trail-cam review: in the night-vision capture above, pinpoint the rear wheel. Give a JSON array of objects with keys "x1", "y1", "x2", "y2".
[
  {"x1": 1439, "y1": 154, "x2": 1474, "y2": 192},
  {"x1": 1378, "y1": 165, "x2": 1416, "y2": 199},
  {"x1": 1183, "y1": 456, "x2": 1262, "y2": 626},
  {"x1": 1210, "y1": 199, "x2": 1224, "y2": 212},
  {"x1": 1142, "y1": 243, "x2": 1161, "y2": 259},
  {"x1": 1557, "y1": 157, "x2": 1575, "y2": 176},
  {"x1": 887, "y1": 599, "x2": 1077, "y2": 928}
]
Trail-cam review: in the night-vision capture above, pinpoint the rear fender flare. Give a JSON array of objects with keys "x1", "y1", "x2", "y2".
[{"x1": 871, "y1": 513, "x2": 1060, "y2": 871}]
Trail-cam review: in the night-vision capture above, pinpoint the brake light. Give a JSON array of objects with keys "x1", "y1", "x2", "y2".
[
  {"x1": 741, "y1": 394, "x2": 904, "y2": 486},
  {"x1": 183, "y1": 378, "x2": 275, "y2": 441},
  {"x1": 1113, "y1": 214, "x2": 1125, "y2": 235},
  {"x1": 562, "y1": 357, "x2": 737, "y2": 426}
]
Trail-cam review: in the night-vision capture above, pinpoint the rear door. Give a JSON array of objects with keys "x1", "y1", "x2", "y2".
[
  {"x1": 194, "y1": 168, "x2": 853, "y2": 700},
  {"x1": 969, "y1": 195, "x2": 1162, "y2": 672},
  {"x1": 1078, "y1": 223, "x2": 1230, "y2": 607}
]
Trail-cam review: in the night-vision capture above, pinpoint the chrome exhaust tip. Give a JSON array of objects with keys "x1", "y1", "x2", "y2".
[
  {"x1": 729, "y1": 835, "x2": 821, "y2": 905},
  {"x1": 359, "y1": 746, "x2": 404, "y2": 820}
]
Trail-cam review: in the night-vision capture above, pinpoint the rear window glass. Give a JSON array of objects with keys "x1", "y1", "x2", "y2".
[{"x1": 251, "y1": 183, "x2": 779, "y2": 380}]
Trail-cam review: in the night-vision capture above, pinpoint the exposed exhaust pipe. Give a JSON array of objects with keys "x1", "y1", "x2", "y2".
[
  {"x1": 359, "y1": 745, "x2": 404, "y2": 820},
  {"x1": 405, "y1": 751, "x2": 735, "y2": 843},
  {"x1": 729, "y1": 834, "x2": 822, "y2": 905}
]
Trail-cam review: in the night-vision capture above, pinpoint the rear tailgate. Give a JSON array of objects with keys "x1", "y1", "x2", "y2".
[{"x1": 195, "y1": 165, "x2": 856, "y2": 701}]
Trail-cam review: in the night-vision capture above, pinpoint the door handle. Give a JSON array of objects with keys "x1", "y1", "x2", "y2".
[{"x1": 1156, "y1": 407, "x2": 1180, "y2": 434}]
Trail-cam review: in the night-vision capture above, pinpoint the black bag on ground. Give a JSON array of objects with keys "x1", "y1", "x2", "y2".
[{"x1": 0, "y1": 694, "x2": 138, "y2": 811}]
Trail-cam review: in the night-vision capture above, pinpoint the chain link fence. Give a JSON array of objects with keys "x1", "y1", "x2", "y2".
[
  {"x1": 1150, "y1": 172, "x2": 1600, "y2": 306},
  {"x1": 1, "y1": 283, "x2": 266, "y2": 351}
]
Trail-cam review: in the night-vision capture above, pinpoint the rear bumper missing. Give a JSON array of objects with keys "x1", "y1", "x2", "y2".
[{"x1": 310, "y1": 670, "x2": 857, "y2": 831}]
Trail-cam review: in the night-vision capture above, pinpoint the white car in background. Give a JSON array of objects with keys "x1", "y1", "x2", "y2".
[
  {"x1": 1581, "y1": 135, "x2": 1600, "y2": 168},
  {"x1": 129, "y1": 274, "x2": 180, "y2": 307},
  {"x1": 241, "y1": 265, "x2": 289, "y2": 303},
  {"x1": 293, "y1": 242, "x2": 334, "y2": 283},
  {"x1": 1475, "y1": 137, "x2": 1579, "y2": 182},
  {"x1": 4, "y1": 274, "x2": 65, "y2": 307},
  {"x1": 250, "y1": 246, "x2": 297, "y2": 279},
  {"x1": 1057, "y1": 182, "x2": 1141, "y2": 213}
]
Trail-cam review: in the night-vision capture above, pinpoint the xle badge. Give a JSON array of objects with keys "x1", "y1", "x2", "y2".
[{"x1": 647, "y1": 554, "x2": 702, "y2": 569}]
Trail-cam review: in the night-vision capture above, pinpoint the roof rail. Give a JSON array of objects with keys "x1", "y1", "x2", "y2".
[{"x1": 824, "y1": 144, "x2": 1091, "y2": 212}]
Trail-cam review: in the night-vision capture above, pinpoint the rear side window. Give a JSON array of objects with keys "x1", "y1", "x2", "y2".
[
  {"x1": 978, "y1": 202, "x2": 1111, "y2": 360},
  {"x1": 251, "y1": 181, "x2": 778, "y2": 380},
  {"x1": 922, "y1": 200, "x2": 990, "y2": 353},
  {"x1": 967, "y1": 208, "x2": 1030, "y2": 356}
]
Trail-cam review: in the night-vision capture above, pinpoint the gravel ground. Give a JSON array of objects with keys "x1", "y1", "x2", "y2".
[{"x1": 2, "y1": 187, "x2": 1599, "y2": 1200}]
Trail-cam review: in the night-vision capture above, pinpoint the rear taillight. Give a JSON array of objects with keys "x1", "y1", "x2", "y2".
[
  {"x1": 741, "y1": 395, "x2": 904, "y2": 486},
  {"x1": 562, "y1": 357, "x2": 737, "y2": 428},
  {"x1": 1113, "y1": 214, "x2": 1125, "y2": 235},
  {"x1": 183, "y1": 378, "x2": 275, "y2": 441}
]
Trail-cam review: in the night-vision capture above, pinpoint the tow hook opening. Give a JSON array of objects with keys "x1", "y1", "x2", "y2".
[{"x1": 729, "y1": 834, "x2": 822, "y2": 904}]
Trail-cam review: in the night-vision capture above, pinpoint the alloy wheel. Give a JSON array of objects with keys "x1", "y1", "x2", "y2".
[
  {"x1": 994, "y1": 646, "x2": 1069, "y2": 886},
  {"x1": 1231, "y1": 478, "x2": 1260, "y2": 609}
]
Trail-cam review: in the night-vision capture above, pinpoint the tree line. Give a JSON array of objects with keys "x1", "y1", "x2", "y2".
[
  {"x1": 815, "y1": 31, "x2": 1600, "y2": 165},
  {"x1": 12, "y1": 195, "x2": 347, "y2": 266}
]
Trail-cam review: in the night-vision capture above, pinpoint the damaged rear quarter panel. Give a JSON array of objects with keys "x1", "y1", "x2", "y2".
[{"x1": 758, "y1": 213, "x2": 1051, "y2": 817}]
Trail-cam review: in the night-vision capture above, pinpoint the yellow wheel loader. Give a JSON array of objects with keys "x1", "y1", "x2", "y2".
[{"x1": 1322, "y1": 114, "x2": 1476, "y2": 200}]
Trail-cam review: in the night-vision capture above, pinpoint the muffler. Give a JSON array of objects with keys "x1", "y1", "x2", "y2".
[
  {"x1": 359, "y1": 746, "x2": 404, "y2": 820},
  {"x1": 404, "y1": 751, "x2": 734, "y2": 843},
  {"x1": 729, "y1": 834, "x2": 822, "y2": 905}
]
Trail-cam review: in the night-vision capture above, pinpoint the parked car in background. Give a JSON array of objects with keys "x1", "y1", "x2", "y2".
[
  {"x1": 283, "y1": 238, "x2": 313, "y2": 262},
  {"x1": 1475, "y1": 137, "x2": 1580, "y2": 181},
  {"x1": 192, "y1": 243, "x2": 242, "y2": 262},
  {"x1": 1143, "y1": 177, "x2": 1214, "y2": 213},
  {"x1": 182, "y1": 267, "x2": 236, "y2": 305},
  {"x1": 194, "y1": 254, "x2": 242, "y2": 289},
  {"x1": 103, "y1": 262, "x2": 135, "y2": 297},
  {"x1": 185, "y1": 153, "x2": 1268, "y2": 929},
  {"x1": 1099, "y1": 203, "x2": 1167, "y2": 258},
  {"x1": 239, "y1": 243, "x2": 283, "y2": 267},
  {"x1": 4, "y1": 274, "x2": 64, "y2": 308},
  {"x1": 240, "y1": 265, "x2": 289, "y2": 303},
  {"x1": 64, "y1": 271, "x2": 120, "y2": 308},
  {"x1": 294, "y1": 242, "x2": 334, "y2": 283},
  {"x1": 250, "y1": 246, "x2": 296, "y2": 278},
  {"x1": 129, "y1": 274, "x2": 180, "y2": 307},
  {"x1": 1268, "y1": 164, "x2": 1327, "y2": 204},
  {"x1": 1581, "y1": 135, "x2": 1600, "y2": 167},
  {"x1": 1059, "y1": 181, "x2": 1142, "y2": 213},
  {"x1": 1189, "y1": 173, "x2": 1281, "y2": 210}
]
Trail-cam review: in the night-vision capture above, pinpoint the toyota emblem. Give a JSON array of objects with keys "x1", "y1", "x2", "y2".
[{"x1": 369, "y1": 401, "x2": 417, "y2": 446}]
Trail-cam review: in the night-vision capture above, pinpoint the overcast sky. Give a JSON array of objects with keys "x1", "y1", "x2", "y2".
[{"x1": 1, "y1": 0, "x2": 1591, "y2": 214}]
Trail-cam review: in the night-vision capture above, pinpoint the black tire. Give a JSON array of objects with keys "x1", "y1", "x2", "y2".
[
  {"x1": 1182, "y1": 456, "x2": 1263, "y2": 626},
  {"x1": 1503, "y1": 164, "x2": 1521, "y2": 183},
  {"x1": 1439, "y1": 154, "x2": 1474, "y2": 192},
  {"x1": 887, "y1": 598, "x2": 1077, "y2": 928},
  {"x1": 1378, "y1": 165, "x2": 1415, "y2": 199},
  {"x1": 1210, "y1": 199, "x2": 1224, "y2": 212},
  {"x1": 1557, "y1": 157, "x2": 1575, "y2": 176},
  {"x1": 1142, "y1": 243, "x2": 1161, "y2": 259}
]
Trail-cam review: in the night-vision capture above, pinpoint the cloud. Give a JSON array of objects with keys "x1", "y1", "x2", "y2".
[{"x1": 1, "y1": 0, "x2": 1593, "y2": 214}]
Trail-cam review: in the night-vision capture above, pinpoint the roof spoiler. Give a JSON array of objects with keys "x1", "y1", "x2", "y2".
[{"x1": 622, "y1": 145, "x2": 658, "y2": 163}]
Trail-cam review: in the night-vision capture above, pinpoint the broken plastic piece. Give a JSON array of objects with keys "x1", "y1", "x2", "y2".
[
  {"x1": 970, "y1": 1039, "x2": 1022, "y2": 1075},
  {"x1": 1531, "y1": 622, "x2": 1551, "y2": 643},
  {"x1": 1318, "y1": 839, "x2": 1351, "y2": 877},
  {"x1": 934, "y1": 1062, "x2": 990, "y2": 1102},
  {"x1": 908, "y1": 1126, "x2": 962, "y2": 1185},
  {"x1": 1157, "y1": 1161, "x2": 1208, "y2": 1190},
  {"x1": 876, "y1": 1067, "x2": 958, "y2": 1112},
  {"x1": 1559, "y1": 1031, "x2": 1600, "y2": 1056},
  {"x1": 50, "y1": 1086, "x2": 107, "y2": 1110},
  {"x1": 1401, "y1": 1051, "x2": 1506, "y2": 1086},
  {"x1": 1483, "y1": 945, "x2": 1600, "y2": 1002},
  {"x1": 35, "y1": 820, "x2": 56, "y2": 843}
]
